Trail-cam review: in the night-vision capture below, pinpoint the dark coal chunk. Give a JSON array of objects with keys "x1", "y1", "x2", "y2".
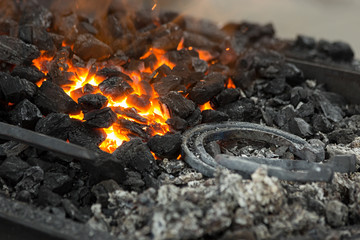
[
  {"x1": 288, "y1": 117, "x2": 313, "y2": 138},
  {"x1": 281, "y1": 63, "x2": 304, "y2": 86},
  {"x1": 295, "y1": 35, "x2": 316, "y2": 49},
  {"x1": 217, "y1": 98, "x2": 260, "y2": 122},
  {"x1": 78, "y1": 94, "x2": 108, "y2": 112},
  {"x1": 0, "y1": 156, "x2": 30, "y2": 185},
  {"x1": 211, "y1": 88, "x2": 240, "y2": 108},
  {"x1": 70, "y1": 84, "x2": 98, "y2": 101},
  {"x1": 62, "y1": 199, "x2": 89, "y2": 223},
  {"x1": 68, "y1": 119, "x2": 106, "y2": 147},
  {"x1": 96, "y1": 68, "x2": 133, "y2": 82},
  {"x1": 273, "y1": 105, "x2": 296, "y2": 127},
  {"x1": 296, "y1": 102, "x2": 315, "y2": 119},
  {"x1": 38, "y1": 187, "x2": 62, "y2": 207},
  {"x1": 148, "y1": 133, "x2": 182, "y2": 159},
  {"x1": 15, "y1": 166, "x2": 44, "y2": 196},
  {"x1": 201, "y1": 110, "x2": 229, "y2": 123},
  {"x1": 264, "y1": 78, "x2": 286, "y2": 95},
  {"x1": 192, "y1": 58, "x2": 208, "y2": 73},
  {"x1": 35, "y1": 113, "x2": 72, "y2": 141},
  {"x1": 78, "y1": 21, "x2": 98, "y2": 35},
  {"x1": 43, "y1": 172, "x2": 72, "y2": 195},
  {"x1": 11, "y1": 65, "x2": 45, "y2": 83},
  {"x1": 99, "y1": 76, "x2": 133, "y2": 101},
  {"x1": 73, "y1": 34, "x2": 113, "y2": 61},
  {"x1": 183, "y1": 16, "x2": 226, "y2": 42},
  {"x1": 317, "y1": 40, "x2": 354, "y2": 62},
  {"x1": 126, "y1": 94, "x2": 151, "y2": 111},
  {"x1": 166, "y1": 117, "x2": 188, "y2": 131},
  {"x1": 18, "y1": 24, "x2": 55, "y2": 52},
  {"x1": 313, "y1": 90, "x2": 344, "y2": 123},
  {"x1": 328, "y1": 129, "x2": 357, "y2": 144},
  {"x1": 183, "y1": 31, "x2": 216, "y2": 50},
  {"x1": 117, "y1": 119, "x2": 151, "y2": 139},
  {"x1": 0, "y1": 72, "x2": 37, "y2": 103},
  {"x1": 84, "y1": 107, "x2": 117, "y2": 128},
  {"x1": 34, "y1": 81, "x2": 80, "y2": 115},
  {"x1": 232, "y1": 69, "x2": 256, "y2": 89},
  {"x1": 290, "y1": 86, "x2": 309, "y2": 106},
  {"x1": 91, "y1": 180, "x2": 121, "y2": 207},
  {"x1": 186, "y1": 108, "x2": 202, "y2": 127},
  {"x1": 160, "y1": 91, "x2": 196, "y2": 119},
  {"x1": 113, "y1": 107, "x2": 147, "y2": 123},
  {"x1": 19, "y1": 2, "x2": 52, "y2": 29},
  {"x1": 9, "y1": 99, "x2": 42, "y2": 129},
  {"x1": 312, "y1": 114, "x2": 333, "y2": 133},
  {"x1": 152, "y1": 24, "x2": 183, "y2": 51},
  {"x1": 0, "y1": 35, "x2": 40, "y2": 65},
  {"x1": 189, "y1": 72, "x2": 226, "y2": 105},
  {"x1": 154, "y1": 75, "x2": 183, "y2": 96},
  {"x1": 113, "y1": 139, "x2": 155, "y2": 173}
]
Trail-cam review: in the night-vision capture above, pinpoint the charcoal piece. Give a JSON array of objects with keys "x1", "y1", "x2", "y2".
[
  {"x1": 96, "y1": 68, "x2": 132, "y2": 82},
  {"x1": 288, "y1": 117, "x2": 313, "y2": 138},
  {"x1": 16, "y1": 190, "x2": 31, "y2": 203},
  {"x1": 117, "y1": 119, "x2": 151, "y2": 139},
  {"x1": 222, "y1": 21, "x2": 275, "y2": 43},
  {"x1": 38, "y1": 187, "x2": 62, "y2": 207},
  {"x1": 73, "y1": 34, "x2": 113, "y2": 61},
  {"x1": 35, "y1": 113, "x2": 72, "y2": 141},
  {"x1": 18, "y1": 24, "x2": 56, "y2": 52},
  {"x1": 147, "y1": 133, "x2": 182, "y2": 159},
  {"x1": 152, "y1": 27, "x2": 183, "y2": 51},
  {"x1": 166, "y1": 117, "x2": 188, "y2": 131},
  {"x1": 189, "y1": 72, "x2": 226, "y2": 105},
  {"x1": 0, "y1": 72, "x2": 37, "y2": 103},
  {"x1": 70, "y1": 84, "x2": 98, "y2": 101},
  {"x1": 113, "y1": 107, "x2": 147, "y2": 123},
  {"x1": 313, "y1": 91, "x2": 344, "y2": 122},
  {"x1": 183, "y1": 31, "x2": 216, "y2": 50},
  {"x1": 264, "y1": 78, "x2": 286, "y2": 95},
  {"x1": 99, "y1": 76, "x2": 134, "y2": 101},
  {"x1": 295, "y1": 35, "x2": 316, "y2": 49},
  {"x1": 0, "y1": 141, "x2": 29, "y2": 157},
  {"x1": 281, "y1": 63, "x2": 304, "y2": 86},
  {"x1": 19, "y1": 3, "x2": 52, "y2": 29},
  {"x1": 84, "y1": 107, "x2": 117, "y2": 128},
  {"x1": 43, "y1": 172, "x2": 72, "y2": 195},
  {"x1": 290, "y1": 86, "x2": 309, "y2": 106},
  {"x1": 113, "y1": 139, "x2": 155, "y2": 173},
  {"x1": 192, "y1": 58, "x2": 208, "y2": 73},
  {"x1": 68, "y1": 119, "x2": 106, "y2": 147},
  {"x1": 160, "y1": 91, "x2": 196, "y2": 119},
  {"x1": 150, "y1": 64, "x2": 172, "y2": 81},
  {"x1": 126, "y1": 94, "x2": 151, "y2": 111},
  {"x1": 217, "y1": 98, "x2": 260, "y2": 122},
  {"x1": 153, "y1": 75, "x2": 183, "y2": 96},
  {"x1": 232, "y1": 69, "x2": 256, "y2": 89},
  {"x1": 91, "y1": 180, "x2": 121, "y2": 207},
  {"x1": 318, "y1": 40, "x2": 354, "y2": 62},
  {"x1": 48, "y1": 32, "x2": 65, "y2": 49},
  {"x1": 211, "y1": 88, "x2": 240, "y2": 109},
  {"x1": 166, "y1": 49, "x2": 198, "y2": 66},
  {"x1": 0, "y1": 35, "x2": 40, "y2": 65},
  {"x1": 34, "y1": 81, "x2": 80, "y2": 115},
  {"x1": 183, "y1": 16, "x2": 226, "y2": 42},
  {"x1": 62, "y1": 199, "x2": 89, "y2": 223},
  {"x1": 328, "y1": 129, "x2": 357, "y2": 144},
  {"x1": 11, "y1": 65, "x2": 45, "y2": 83},
  {"x1": 69, "y1": 186, "x2": 92, "y2": 207},
  {"x1": 78, "y1": 94, "x2": 108, "y2": 112},
  {"x1": 296, "y1": 102, "x2": 314, "y2": 118},
  {"x1": 273, "y1": 105, "x2": 296, "y2": 127},
  {"x1": 122, "y1": 171, "x2": 145, "y2": 191},
  {"x1": 9, "y1": 99, "x2": 42, "y2": 129},
  {"x1": 201, "y1": 110, "x2": 229, "y2": 123},
  {"x1": 186, "y1": 108, "x2": 202, "y2": 127},
  {"x1": 124, "y1": 35, "x2": 151, "y2": 59},
  {"x1": 78, "y1": 21, "x2": 98, "y2": 35},
  {"x1": 0, "y1": 156, "x2": 30, "y2": 185},
  {"x1": 15, "y1": 166, "x2": 44, "y2": 196},
  {"x1": 312, "y1": 114, "x2": 333, "y2": 133}
]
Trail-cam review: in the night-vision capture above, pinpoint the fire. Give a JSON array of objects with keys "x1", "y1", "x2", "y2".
[{"x1": 200, "y1": 101, "x2": 213, "y2": 111}]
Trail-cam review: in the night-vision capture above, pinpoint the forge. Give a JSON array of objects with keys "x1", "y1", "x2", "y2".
[{"x1": 0, "y1": 0, "x2": 360, "y2": 239}]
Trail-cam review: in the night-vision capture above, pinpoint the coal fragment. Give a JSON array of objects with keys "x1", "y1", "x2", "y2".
[
  {"x1": 232, "y1": 70, "x2": 256, "y2": 89},
  {"x1": 312, "y1": 114, "x2": 333, "y2": 133},
  {"x1": 43, "y1": 172, "x2": 73, "y2": 195},
  {"x1": 290, "y1": 86, "x2": 309, "y2": 107},
  {"x1": 11, "y1": 65, "x2": 45, "y2": 83},
  {"x1": 91, "y1": 180, "x2": 121, "y2": 207},
  {"x1": 34, "y1": 81, "x2": 80, "y2": 115},
  {"x1": 99, "y1": 76, "x2": 133, "y2": 101},
  {"x1": 328, "y1": 129, "x2": 357, "y2": 144},
  {"x1": 62, "y1": 199, "x2": 89, "y2": 223},
  {"x1": 84, "y1": 107, "x2": 117, "y2": 128},
  {"x1": 38, "y1": 187, "x2": 62, "y2": 206},
  {"x1": 9, "y1": 99, "x2": 42, "y2": 129},
  {"x1": 160, "y1": 91, "x2": 196, "y2": 119},
  {"x1": 78, "y1": 94, "x2": 108, "y2": 112},
  {"x1": 68, "y1": 119, "x2": 106, "y2": 148},
  {"x1": 35, "y1": 113, "x2": 72, "y2": 141},
  {"x1": 189, "y1": 72, "x2": 226, "y2": 105},
  {"x1": 96, "y1": 68, "x2": 132, "y2": 81},
  {"x1": 295, "y1": 35, "x2": 316, "y2": 49},
  {"x1": 113, "y1": 139, "x2": 155, "y2": 173},
  {"x1": 117, "y1": 119, "x2": 151, "y2": 140},
  {"x1": 201, "y1": 110, "x2": 229, "y2": 123},
  {"x1": 192, "y1": 58, "x2": 208, "y2": 73},
  {"x1": 73, "y1": 34, "x2": 113, "y2": 61},
  {"x1": 273, "y1": 105, "x2": 296, "y2": 127},
  {"x1": 15, "y1": 166, "x2": 44, "y2": 196},
  {"x1": 0, "y1": 35, "x2": 40, "y2": 65},
  {"x1": 166, "y1": 117, "x2": 188, "y2": 131},
  {"x1": 296, "y1": 102, "x2": 314, "y2": 119},
  {"x1": 264, "y1": 78, "x2": 286, "y2": 95},
  {"x1": 186, "y1": 108, "x2": 202, "y2": 127},
  {"x1": 0, "y1": 156, "x2": 30, "y2": 185},
  {"x1": 113, "y1": 107, "x2": 147, "y2": 123},
  {"x1": 217, "y1": 98, "x2": 260, "y2": 122},
  {"x1": 126, "y1": 94, "x2": 151, "y2": 111},
  {"x1": 318, "y1": 40, "x2": 354, "y2": 62},
  {"x1": 288, "y1": 117, "x2": 313, "y2": 138},
  {"x1": 147, "y1": 133, "x2": 182, "y2": 159},
  {"x1": 19, "y1": 2, "x2": 52, "y2": 29},
  {"x1": 211, "y1": 88, "x2": 240, "y2": 108},
  {"x1": 18, "y1": 24, "x2": 56, "y2": 52},
  {"x1": 153, "y1": 75, "x2": 183, "y2": 96},
  {"x1": 313, "y1": 91, "x2": 344, "y2": 122},
  {"x1": 0, "y1": 72, "x2": 37, "y2": 103}
]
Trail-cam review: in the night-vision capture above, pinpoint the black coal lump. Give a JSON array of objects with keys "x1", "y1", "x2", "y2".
[
  {"x1": 295, "y1": 35, "x2": 316, "y2": 49},
  {"x1": 38, "y1": 186, "x2": 62, "y2": 207},
  {"x1": 147, "y1": 133, "x2": 182, "y2": 159},
  {"x1": 153, "y1": 75, "x2": 183, "y2": 96},
  {"x1": 313, "y1": 90, "x2": 344, "y2": 123},
  {"x1": 317, "y1": 40, "x2": 354, "y2": 62},
  {"x1": 18, "y1": 24, "x2": 56, "y2": 52},
  {"x1": 0, "y1": 156, "x2": 30, "y2": 185},
  {"x1": 43, "y1": 172, "x2": 73, "y2": 195},
  {"x1": 84, "y1": 107, "x2": 117, "y2": 128},
  {"x1": 328, "y1": 129, "x2": 358, "y2": 144},
  {"x1": 288, "y1": 117, "x2": 313, "y2": 138},
  {"x1": 312, "y1": 114, "x2": 333, "y2": 133},
  {"x1": 11, "y1": 65, "x2": 45, "y2": 83},
  {"x1": 68, "y1": 119, "x2": 106, "y2": 148},
  {"x1": 159, "y1": 91, "x2": 196, "y2": 119},
  {"x1": 217, "y1": 98, "x2": 260, "y2": 122},
  {"x1": 273, "y1": 105, "x2": 296, "y2": 127},
  {"x1": 34, "y1": 80, "x2": 80, "y2": 115},
  {"x1": 73, "y1": 34, "x2": 113, "y2": 61},
  {"x1": 166, "y1": 116, "x2": 188, "y2": 131},
  {"x1": 78, "y1": 93, "x2": 108, "y2": 112},
  {"x1": 91, "y1": 180, "x2": 121, "y2": 207},
  {"x1": 185, "y1": 108, "x2": 202, "y2": 127},
  {"x1": 264, "y1": 78, "x2": 286, "y2": 95},
  {"x1": 62, "y1": 199, "x2": 89, "y2": 223},
  {"x1": 35, "y1": 113, "x2": 73, "y2": 141},
  {"x1": 211, "y1": 88, "x2": 240, "y2": 108},
  {"x1": 113, "y1": 138, "x2": 155, "y2": 174},
  {"x1": 0, "y1": 72, "x2": 37, "y2": 103},
  {"x1": 99, "y1": 76, "x2": 134, "y2": 101},
  {"x1": 9, "y1": 99, "x2": 42, "y2": 129},
  {"x1": 15, "y1": 166, "x2": 44, "y2": 196},
  {"x1": 201, "y1": 110, "x2": 229, "y2": 123}
]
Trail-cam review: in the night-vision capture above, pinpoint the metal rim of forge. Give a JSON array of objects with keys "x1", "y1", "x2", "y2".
[{"x1": 181, "y1": 121, "x2": 324, "y2": 177}]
